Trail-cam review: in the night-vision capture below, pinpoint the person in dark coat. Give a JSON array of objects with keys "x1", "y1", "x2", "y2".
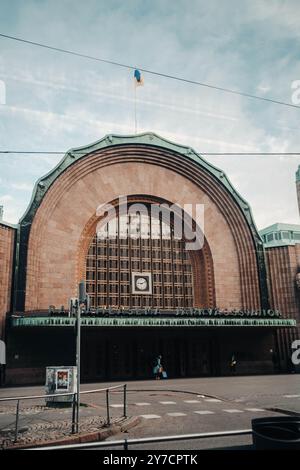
[
  {"x1": 153, "y1": 355, "x2": 163, "y2": 380},
  {"x1": 229, "y1": 354, "x2": 237, "y2": 375}
]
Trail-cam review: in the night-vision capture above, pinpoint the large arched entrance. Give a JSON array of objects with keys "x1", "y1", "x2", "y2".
[
  {"x1": 82, "y1": 195, "x2": 215, "y2": 310},
  {"x1": 81, "y1": 196, "x2": 216, "y2": 380}
]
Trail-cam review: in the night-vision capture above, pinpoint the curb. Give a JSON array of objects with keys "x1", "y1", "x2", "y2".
[
  {"x1": 128, "y1": 388, "x2": 226, "y2": 402},
  {"x1": 4, "y1": 416, "x2": 141, "y2": 450},
  {"x1": 266, "y1": 407, "x2": 300, "y2": 417}
]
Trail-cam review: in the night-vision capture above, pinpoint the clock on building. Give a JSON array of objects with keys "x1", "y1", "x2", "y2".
[{"x1": 132, "y1": 272, "x2": 152, "y2": 294}]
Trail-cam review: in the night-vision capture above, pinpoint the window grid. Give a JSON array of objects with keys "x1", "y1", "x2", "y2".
[{"x1": 86, "y1": 208, "x2": 194, "y2": 309}]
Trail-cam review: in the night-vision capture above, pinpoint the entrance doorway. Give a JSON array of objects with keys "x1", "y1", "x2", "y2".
[{"x1": 81, "y1": 328, "x2": 218, "y2": 382}]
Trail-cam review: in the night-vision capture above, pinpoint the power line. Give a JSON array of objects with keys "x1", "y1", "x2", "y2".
[
  {"x1": 0, "y1": 151, "x2": 66, "y2": 154},
  {"x1": 0, "y1": 151, "x2": 300, "y2": 156},
  {"x1": 202, "y1": 152, "x2": 300, "y2": 155},
  {"x1": 0, "y1": 33, "x2": 299, "y2": 111}
]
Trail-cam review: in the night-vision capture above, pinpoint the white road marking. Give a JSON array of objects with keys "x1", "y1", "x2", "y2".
[
  {"x1": 140, "y1": 414, "x2": 161, "y2": 419},
  {"x1": 205, "y1": 398, "x2": 222, "y2": 403},
  {"x1": 159, "y1": 401, "x2": 177, "y2": 405},
  {"x1": 110, "y1": 404, "x2": 123, "y2": 408},
  {"x1": 194, "y1": 410, "x2": 215, "y2": 415},
  {"x1": 245, "y1": 408, "x2": 265, "y2": 412},
  {"x1": 223, "y1": 409, "x2": 244, "y2": 413},
  {"x1": 283, "y1": 395, "x2": 300, "y2": 398},
  {"x1": 184, "y1": 400, "x2": 201, "y2": 404},
  {"x1": 167, "y1": 412, "x2": 187, "y2": 417},
  {"x1": 134, "y1": 402, "x2": 151, "y2": 406}
]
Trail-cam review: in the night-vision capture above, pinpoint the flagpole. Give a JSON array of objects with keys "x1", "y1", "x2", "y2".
[
  {"x1": 133, "y1": 69, "x2": 143, "y2": 134},
  {"x1": 134, "y1": 84, "x2": 137, "y2": 134}
]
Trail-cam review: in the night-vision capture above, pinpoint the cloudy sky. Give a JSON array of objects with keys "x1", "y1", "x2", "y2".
[{"x1": 0, "y1": 0, "x2": 299, "y2": 229}]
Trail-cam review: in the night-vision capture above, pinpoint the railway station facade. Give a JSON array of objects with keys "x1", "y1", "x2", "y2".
[{"x1": 0, "y1": 134, "x2": 299, "y2": 385}]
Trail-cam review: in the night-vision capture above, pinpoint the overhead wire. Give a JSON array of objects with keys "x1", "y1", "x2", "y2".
[{"x1": 0, "y1": 33, "x2": 300, "y2": 110}]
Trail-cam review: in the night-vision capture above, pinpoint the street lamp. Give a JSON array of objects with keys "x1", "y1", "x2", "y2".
[{"x1": 74, "y1": 280, "x2": 89, "y2": 433}]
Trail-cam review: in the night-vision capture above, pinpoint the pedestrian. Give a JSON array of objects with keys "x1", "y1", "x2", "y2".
[
  {"x1": 0, "y1": 364, "x2": 4, "y2": 386},
  {"x1": 202, "y1": 358, "x2": 209, "y2": 375},
  {"x1": 229, "y1": 354, "x2": 237, "y2": 375},
  {"x1": 270, "y1": 348, "x2": 279, "y2": 372},
  {"x1": 288, "y1": 353, "x2": 296, "y2": 374},
  {"x1": 153, "y1": 354, "x2": 163, "y2": 380},
  {"x1": 0, "y1": 340, "x2": 6, "y2": 386}
]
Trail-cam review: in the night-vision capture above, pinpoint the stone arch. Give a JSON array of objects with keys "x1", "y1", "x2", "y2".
[
  {"x1": 15, "y1": 134, "x2": 268, "y2": 312},
  {"x1": 77, "y1": 194, "x2": 216, "y2": 309}
]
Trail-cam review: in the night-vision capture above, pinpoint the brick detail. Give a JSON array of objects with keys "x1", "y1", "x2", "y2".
[
  {"x1": 0, "y1": 223, "x2": 15, "y2": 339},
  {"x1": 265, "y1": 245, "x2": 300, "y2": 365},
  {"x1": 24, "y1": 146, "x2": 261, "y2": 312}
]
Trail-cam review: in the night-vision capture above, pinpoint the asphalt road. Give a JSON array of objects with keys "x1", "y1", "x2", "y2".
[
  {"x1": 1, "y1": 374, "x2": 300, "y2": 449},
  {"x1": 104, "y1": 374, "x2": 300, "y2": 450}
]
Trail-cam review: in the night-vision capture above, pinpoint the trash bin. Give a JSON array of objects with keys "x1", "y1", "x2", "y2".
[{"x1": 252, "y1": 417, "x2": 300, "y2": 449}]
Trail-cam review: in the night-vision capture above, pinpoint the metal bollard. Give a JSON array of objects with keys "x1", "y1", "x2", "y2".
[
  {"x1": 14, "y1": 399, "x2": 20, "y2": 443},
  {"x1": 106, "y1": 389, "x2": 110, "y2": 426},
  {"x1": 123, "y1": 384, "x2": 127, "y2": 418},
  {"x1": 71, "y1": 393, "x2": 76, "y2": 434}
]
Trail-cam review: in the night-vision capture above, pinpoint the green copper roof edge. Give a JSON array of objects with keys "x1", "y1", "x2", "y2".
[
  {"x1": 0, "y1": 220, "x2": 18, "y2": 230},
  {"x1": 264, "y1": 241, "x2": 300, "y2": 248},
  {"x1": 10, "y1": 316, "x2": 296, "y2": 328},
  {"x1": 19, "y1": 132, "x2": 260, "y2": 241}
]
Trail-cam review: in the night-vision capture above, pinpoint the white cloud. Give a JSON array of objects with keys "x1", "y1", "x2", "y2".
[
  {"x1": 257, "y1": 84, "x2": 271, "y2": 94},
  {"x1": 0, "y1": 194, "x2": 13, "y2": 202},
  {"x1": 0, "y1": 0, "x2": 300, "y2": 228},
  {"x1": 11, "y1": 182, "x2": 33, "y2": 191}
]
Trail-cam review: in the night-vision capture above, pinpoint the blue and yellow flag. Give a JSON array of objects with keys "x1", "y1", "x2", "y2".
[{"x1": 134, "y1": 69, "x2": 144, "y2": 86}]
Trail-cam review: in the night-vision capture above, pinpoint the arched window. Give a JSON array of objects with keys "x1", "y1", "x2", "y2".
[{"x1": 85, "y1": 204, "x2": 194, "y2": 309}]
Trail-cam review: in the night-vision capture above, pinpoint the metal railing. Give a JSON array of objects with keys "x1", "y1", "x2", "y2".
[
  {"x1": 32, "y1": 428, "x2": 253, "y2": 450},
  {"x1": 0, "y1": 384, "x2": 127, "y2": 443}
]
